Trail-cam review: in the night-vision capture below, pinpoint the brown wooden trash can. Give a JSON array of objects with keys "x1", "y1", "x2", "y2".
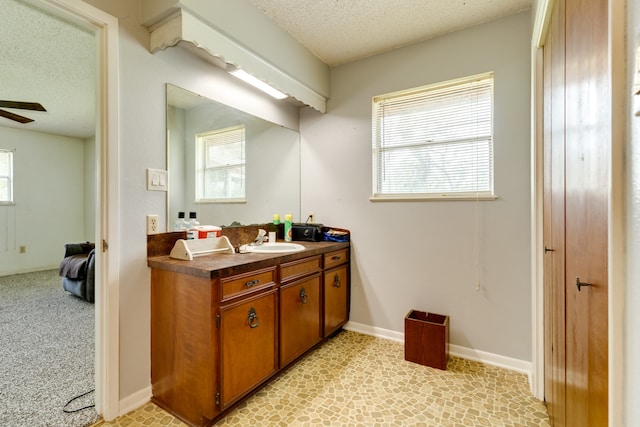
[{"x1": 404, "y1": 310, "x2": 449, "y2": 370}]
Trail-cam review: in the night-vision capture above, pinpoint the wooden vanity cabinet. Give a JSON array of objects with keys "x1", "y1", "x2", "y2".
[
  {"x1": 323, "y1": 249, "x2": 350, "y2": 337},
  {"x1": 149, "y1": 241, "x2": 350, "y2": 427}
]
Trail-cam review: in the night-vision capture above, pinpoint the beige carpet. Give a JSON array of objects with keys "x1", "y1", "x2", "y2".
[
  {"x1": 96, "y1": 330, "x2": 549, "y2": 426},
  {"x1": 0, "y1": 269, "x2": 99, "y2": 427}
]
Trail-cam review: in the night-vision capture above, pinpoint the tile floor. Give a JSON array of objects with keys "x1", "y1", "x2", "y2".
[{"x1": 92, "y1": 330, "x2": 550, "y2": 426}]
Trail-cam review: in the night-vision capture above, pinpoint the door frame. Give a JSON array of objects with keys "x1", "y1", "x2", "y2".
[
  {"x1": 531, "y1": 1, "x2": 625, "y2": 426},
  {"x1": 30, "y1": 0, "x2": 121, "y2": 421}
]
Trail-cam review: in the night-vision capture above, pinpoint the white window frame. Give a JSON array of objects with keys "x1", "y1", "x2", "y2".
[
  {"x1": 371, "y1": 72, "x2": 497, "y2": 201},
  {"x1": 0, "y1": 149, "x2": 14, "y2": 205},
  {"x1": 195, "y1": 125, "x2": 246, "y2": 203}
]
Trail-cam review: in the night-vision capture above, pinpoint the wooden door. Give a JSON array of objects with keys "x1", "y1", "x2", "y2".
[
  {"x1": 323, "y1": 265, "x2": 349, "y2": 337},
  {"x1": 279, "y1": 274, "x2": 321, "y2": 367},
  {"x1": 542, "y1": 0, "x2": 566, "y2": 423},
  {"x1": 542, "y1": 0, "x2": 609, "y2": 424},
  {"x1": 219, "y1": 289, "x2": 278, "y2": 408},
  {"x1": 564, "y1": 0, "x2": 609, "y2": 423}
]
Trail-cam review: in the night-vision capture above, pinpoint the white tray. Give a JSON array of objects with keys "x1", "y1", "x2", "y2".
[{"x1": 169, "y1": 236, "x2": 235, "y2": 260}]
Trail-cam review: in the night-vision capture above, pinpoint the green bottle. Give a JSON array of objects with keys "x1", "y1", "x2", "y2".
[{"x1": 284, "y1": 214, "x2": 293, "y2": 242}]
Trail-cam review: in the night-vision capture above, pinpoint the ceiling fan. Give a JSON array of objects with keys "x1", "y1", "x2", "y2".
[{"x1": 0, "y1": 100, "x2": 47, "y2": 124}]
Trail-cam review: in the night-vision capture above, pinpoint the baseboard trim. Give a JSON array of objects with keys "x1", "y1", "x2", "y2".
[
  {"x1": 119, "y1": 386, "x2": 152, "y2": 417},
  {"x1": 0, "y1": 266, "x2": 59, "y2": 277},
  {"x1": 344, "y1": 321, "x2": 532, "y2": 377}
]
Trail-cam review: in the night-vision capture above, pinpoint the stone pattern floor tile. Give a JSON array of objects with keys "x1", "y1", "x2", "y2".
[{"x1": 92, "y1": 331, "x2": 550, "y2": 426}]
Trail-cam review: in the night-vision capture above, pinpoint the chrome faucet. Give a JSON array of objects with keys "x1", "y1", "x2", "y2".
[{"x1": 251, "y1": 229, "x2": 267, "y2": 246}]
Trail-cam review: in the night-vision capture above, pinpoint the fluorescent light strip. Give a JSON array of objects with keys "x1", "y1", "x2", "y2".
[{"x1": 229, "y1": 68, "x2": 288, "y2": 100}]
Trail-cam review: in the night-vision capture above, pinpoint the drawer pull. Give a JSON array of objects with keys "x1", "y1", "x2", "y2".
[
  {"x1": 245, "y1": 279, "x2": 260, "y2": 288},
  {"x1": 331, "y1": 255, "x2": 341, "y2": 261},
  {"x1": 247, "y1": 307, "x2": 259, "y2": 328},
  {"x1": 299, "y1": 287, "x2": 309, "y2": 304},
  {"x1": 333, "y1": 274, "x2": 341, "y2": 288}
]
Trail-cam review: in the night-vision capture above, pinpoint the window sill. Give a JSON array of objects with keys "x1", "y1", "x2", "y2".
[
  {"x1": 370, "y1": 193, "x2": 498, "y2": 202},
  {"x1": 195, "y1": 198, "x2": 246, "y2": 204}
]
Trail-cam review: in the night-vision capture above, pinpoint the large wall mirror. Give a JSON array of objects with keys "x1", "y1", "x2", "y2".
[{"x1": 166, "y1": 84, "x2": 301, "y2": 231}]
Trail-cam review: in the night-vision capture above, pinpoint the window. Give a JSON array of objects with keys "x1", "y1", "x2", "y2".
[
  {"x1": 372, "y1": 72, "x2": 495, "y2": 200},
  {"x1": 195, "y1": 125, "x2": 246, "y2": 202},
  {"x1": 0, "y1": 150, "x2": 13, "y2": 205}
]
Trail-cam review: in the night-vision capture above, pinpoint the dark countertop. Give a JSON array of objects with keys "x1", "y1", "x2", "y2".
[{"x1": 148, "y1": 240, "x2": 350, "y2": 279}]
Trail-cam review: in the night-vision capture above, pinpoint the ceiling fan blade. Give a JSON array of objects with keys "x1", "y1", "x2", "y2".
[
  {"x1": 0, "y1": 108, "x2": 34, "y2": 123},
  {"x1": 0, "y1": 100, "x2": 46, "y2": 112}
]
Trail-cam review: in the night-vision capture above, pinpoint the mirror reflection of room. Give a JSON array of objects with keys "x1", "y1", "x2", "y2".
[{"x1": 166, "y1": 84, "x2": 301, "y2": 231}]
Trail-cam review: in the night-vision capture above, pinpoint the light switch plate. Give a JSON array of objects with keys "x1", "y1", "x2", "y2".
[{"x1": 146, "y1": 168, "x2": 168, "y2": 191}]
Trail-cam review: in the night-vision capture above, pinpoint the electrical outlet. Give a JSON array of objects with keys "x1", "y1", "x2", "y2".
[
  {"x1": 147, "y1": 214, "x2": 159, "y2": 234},
  {"x1": 19, "y1": 245, "x2": 26, "y2": 254},
  {"x1": 308, "y1": 213, "x2": 315, "y2": 223}
]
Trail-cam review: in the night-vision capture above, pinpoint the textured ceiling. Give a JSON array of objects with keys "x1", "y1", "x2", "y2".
[
  {"x1": 0, "y1": 0, "x2": 531, "y2": 138},
  {"x1": 250, "y1": 0, "x2": 532, "y2": 66},
  {"x1": 0, "y1": 0, "x2": 95, "y2": 139}
]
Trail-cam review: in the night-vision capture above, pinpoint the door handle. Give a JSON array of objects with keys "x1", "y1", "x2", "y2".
[
  {"x1": 333, "y1": 274, "x2": 341, "y2": 288},
  {"x1": 247, "y1": 307, "x2": 259, "y2": 328},
  {"x1": 299, "y1": 287, "x2": 309, "y2": 304},
  {"x1": 576, "y1": 277, "x2": 592, "y2": 292},
  {"x1": 544, "y1": 246, "x2": 555, "y2": 253}
]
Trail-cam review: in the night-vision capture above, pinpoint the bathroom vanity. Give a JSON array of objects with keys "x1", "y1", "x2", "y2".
[{"x1": 147, "y1": 239, "x2": 350, "y2": 426}]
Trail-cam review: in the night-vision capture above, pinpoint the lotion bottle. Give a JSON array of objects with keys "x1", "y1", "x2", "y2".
[
  {"x1": 186, "y1": 211, "x2": 199, "y2": 240},
  {"x1": 173, "y1": 211, "x2": 186, "y2": 232},
  {"x1": 284, "y1": 214, "x2": 293, "y2": 242}
]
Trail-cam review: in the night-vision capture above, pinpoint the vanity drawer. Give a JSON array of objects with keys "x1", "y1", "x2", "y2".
[
  {"x1": 280, "y1": 256, "x2": 321, "y2": 283},
  {"x1": 221, "y1": 267, "x2": 276, "y2": 301},
  {"x1": 324, "y1": 249, "x2": 348, "y2": 269}
]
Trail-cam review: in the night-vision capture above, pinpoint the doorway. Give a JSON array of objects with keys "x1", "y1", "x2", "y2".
[{"x1": 31, "y1": 0, "x2": 121, "y2": 421}]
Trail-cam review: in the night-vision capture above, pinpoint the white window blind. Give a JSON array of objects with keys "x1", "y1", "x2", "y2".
[
  {"x1": 372, "y1": 72, "x2": 495, "y2": 200},
  {"x1": 0, "y1": 150, "x2": 13, "y2": 204},
  {"x1": 195, "y1": 125, "x2": 245, "y2": 202}
]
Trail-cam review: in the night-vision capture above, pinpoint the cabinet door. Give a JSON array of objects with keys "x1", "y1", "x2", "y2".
[
  {"x1": 280, "y1": 274, "x2": 321, "y2": 367},
  {"x1": 220, "y1": 289, "x2": 277, "y2": 408},
  {"x1": 323, "y1": 265, "x2": 349, "y2": 337}
]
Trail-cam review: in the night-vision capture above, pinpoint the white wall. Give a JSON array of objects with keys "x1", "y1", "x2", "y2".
[
  {"x1": 84, "y1": 0, "x2": 533, "y2": 405},
  {"x1": 301, "y1": 11, "x2": 532, "y2": 362},
  {"x1": 84, "y1": 136, "x2": 96, "y2": 243},
  {"x1": 84, "y1": 0, "x2": 301, "y2": 400},
  {"x1": 0, "y1": 127, "x2": 87, "y2": 275}
]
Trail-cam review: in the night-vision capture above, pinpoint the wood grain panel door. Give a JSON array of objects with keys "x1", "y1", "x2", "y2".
[
  {"x1": 542, "y1": 0, "x2": 566, "y2": 423},
  {"x1": 542, "y1": 0, "x2": 609, "y2": 424},
  {"x1": 323, "y1": 265, "x2": 349, "y2": 337},
  {"x1": 564, "y1": 0, "x2": 609, "y2": 423},
  {"x1": 280, "y1": 274, "x2": 322, "y2": 367},
  {"x1": 219, "y1": 289, "x2": 278, "y2": 409}
]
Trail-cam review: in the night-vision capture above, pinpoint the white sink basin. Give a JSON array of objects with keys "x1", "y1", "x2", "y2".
[{"x1": 244, "y1": 242, "x2": 305, "y2": 254}]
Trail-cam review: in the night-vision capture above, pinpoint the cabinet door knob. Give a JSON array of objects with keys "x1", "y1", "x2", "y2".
[
  {"x1": 333, "y1": 274, "x2": 341, "y2": 288},
  {"x1": 247, "y1": 307, "x2": 259, "y2": 328},
  {"x1": 299, "y1": 287, "x2": 309, "y2": 304}
]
